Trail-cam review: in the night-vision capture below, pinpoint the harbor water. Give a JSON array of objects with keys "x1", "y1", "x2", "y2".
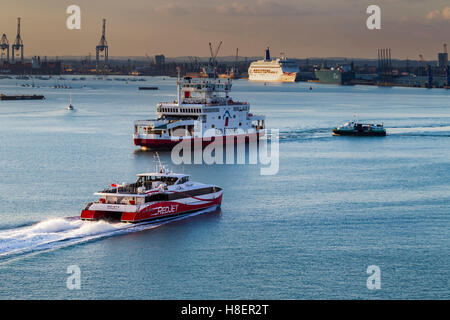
[{"x1": 0, "y1": 76, "x2": 449, "y2": 299}]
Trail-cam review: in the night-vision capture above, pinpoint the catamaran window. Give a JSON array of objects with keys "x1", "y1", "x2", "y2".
[
  {"x1": 176, "y1": 176, "x2": 189, "y2": 184},
  {"x1": 144, "y1": 127, "x2": 162, "y2": 135},
  {"x1": 145, "y1": 193, "x2": 169, "y2": 203},
  {"x1": 137, "y1": 176, "x2": 179, "y2": 186}
]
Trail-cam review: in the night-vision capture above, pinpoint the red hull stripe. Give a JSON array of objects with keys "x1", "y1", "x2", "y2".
[
  {"x1": 134, "y1": 132, "x2": 264, "y2": 148},
  {"x1": 123, "y1": 195, "x2": 222, "y2": 222}
]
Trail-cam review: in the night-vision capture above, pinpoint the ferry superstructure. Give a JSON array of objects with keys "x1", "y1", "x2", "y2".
[
  {"x1": 248, "y1": 48, "x2": 300, "y2": 82},
  {"x1": 133, "y1": 75, "x2": 265, "y2": 149},
  {"x1": 81, "y1": 155, "x2": 223, "y2": 223}
]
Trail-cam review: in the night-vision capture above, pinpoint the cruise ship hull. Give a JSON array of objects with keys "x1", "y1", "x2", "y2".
[
  {"x1": 248, "y1": 72, "x2": 297, "y2": 83},
  {"x1": 134, "y1": 130, "x2": 265, "y2": 150}
]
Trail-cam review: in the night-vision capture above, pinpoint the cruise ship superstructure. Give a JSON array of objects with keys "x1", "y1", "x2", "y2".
[{"x1": 248, "y1": 48, "x2": 300, "y2": 82}]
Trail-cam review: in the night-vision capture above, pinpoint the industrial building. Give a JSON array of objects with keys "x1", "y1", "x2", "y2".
[
  {"x1": 155, "y1": 54, "x2": 165, "y2": 65},
  {"x1": 438, "y1": 44, "x2": 448, "y2": 69}
]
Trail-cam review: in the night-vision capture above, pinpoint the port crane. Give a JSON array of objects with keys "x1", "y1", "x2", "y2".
[
  {"x1": 224, "y1": 48, "x2": 240, "y2": 78},
  {"x1": 11, "y1": 17, "x2": 23, "y2": 63},
  {"x1": 201, "y1": 41, "x2": 222, "y2": 78},
  {"x1": 187, "y1": 56, "x2": 200, "y2": 71},
  {"x1": 233, "y1": 48, "x2": 239, "y2": 76},
  {"x1": 419, "y1": 54, "x2": 433, "y2": 88},
  {"x1": 0, "y1": 34, "x2": 9, "y2": 62},
  {"x1": 208, "y1": 41, "x2": 222, "y2": 67},
  {"x1": 96, "y1": 19, "x2": 109, "y2": 73}
]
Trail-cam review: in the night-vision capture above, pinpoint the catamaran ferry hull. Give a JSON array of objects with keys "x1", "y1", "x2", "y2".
[
  {"x1": 81, "y1": 193, "x2": 223, "y2": 223},
  {"x1": 134, "y1": 130, "x2": 265, "y2": 149}
]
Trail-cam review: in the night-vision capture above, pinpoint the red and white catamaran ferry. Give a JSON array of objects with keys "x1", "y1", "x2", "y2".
[
  {"x1": 133, "y1": 74, "x2": 265, "y2": 149},
  {"x1": 81, "y1": 155, "x2": 223, "y2": 223}
]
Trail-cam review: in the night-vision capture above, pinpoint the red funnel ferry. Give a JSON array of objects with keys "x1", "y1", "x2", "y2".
[
  {"x1": 133, "y1": 75, "x2": 265, "y2": 150},
  {"x1": 81, "y1": 156, "x2": 223, "y2": 223}
]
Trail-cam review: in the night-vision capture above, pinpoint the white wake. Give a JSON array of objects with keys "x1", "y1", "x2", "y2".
[
  {"x1": 387, "y1": 126, "x2": 450, "y2": 135},
  {"x1": 0, "y1": 207, "x2": 218, "y2": 261}
]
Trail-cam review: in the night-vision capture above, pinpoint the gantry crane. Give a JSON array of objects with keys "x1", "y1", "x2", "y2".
[
  {"x1": 11, "y1": 17, "x2": 23, "y2": 63},
  {"x1": 233, "y1": 48, "x2": 239, "y2": 76},
  {"x1": 208, "y1": 41, "x2": 222, "y2": 66},
  {"x1": 0, "y1": 34, "x2": 9, "y2": 62},
  {"x1": 419, "y1": 54, "x2": 433, "y2": 88},
  {"x1": 96, "y1": 19, "x2": 109, "y2": 73},
  {"x1": 188, "y1": 56, "x2": 200, "y2": 71}
]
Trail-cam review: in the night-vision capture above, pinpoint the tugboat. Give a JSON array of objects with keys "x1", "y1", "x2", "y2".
[
  {"x1": 80, "y1": 154, "x2": 223, "y2": 223},
  {"x1": 133, "y1": 71, "x2": 265, "y2": 149},
  {"x1": 332, "y1": 121, "x2": 386, "y2": 136}
]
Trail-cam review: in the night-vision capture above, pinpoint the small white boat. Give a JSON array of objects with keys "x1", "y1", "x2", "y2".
[{"x1": 67, "y1": 91, "x2": 74, "y2": 110}]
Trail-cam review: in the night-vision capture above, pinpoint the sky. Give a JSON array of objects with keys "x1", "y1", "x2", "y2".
[{"x1": 0, "y1": 0, "x2": 449, "y2": 60}]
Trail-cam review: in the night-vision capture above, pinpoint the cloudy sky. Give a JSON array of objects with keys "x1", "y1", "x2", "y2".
[{"x1": 0, "y1": 0, "x2": 449, "y2": 59}]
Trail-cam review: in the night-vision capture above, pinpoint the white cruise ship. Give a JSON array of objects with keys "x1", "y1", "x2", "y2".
[{"x1": 248, "y1": 48, "x2": 300, "y2": 82}]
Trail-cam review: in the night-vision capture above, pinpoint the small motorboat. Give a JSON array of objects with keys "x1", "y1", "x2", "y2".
[{"x1": 332, "y1": 121, "x2": 386, "y2": 136}]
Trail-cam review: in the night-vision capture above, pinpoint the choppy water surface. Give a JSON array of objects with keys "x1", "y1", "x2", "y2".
[{"x1": 0, "y1": 76, "x2": 449, "y2": 299}]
